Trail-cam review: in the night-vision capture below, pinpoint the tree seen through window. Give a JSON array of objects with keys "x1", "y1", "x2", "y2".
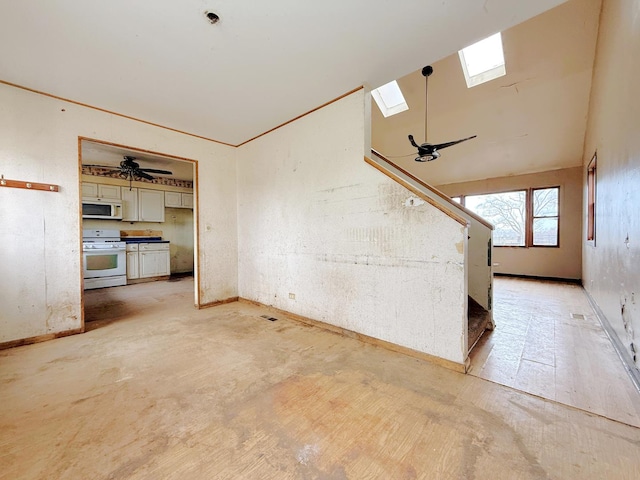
[{"x1": 461, "y1": 187, "x2": 559, "y2": 247}]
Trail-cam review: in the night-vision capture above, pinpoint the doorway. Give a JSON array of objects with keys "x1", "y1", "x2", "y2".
[{"x1": 79, "y1": 138, "x2": 199, "y2": 327}]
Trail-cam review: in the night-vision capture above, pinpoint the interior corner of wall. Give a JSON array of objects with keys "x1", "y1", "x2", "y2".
[{"x1": 362, "y1": 85, "x2": 372, "y2": 155}]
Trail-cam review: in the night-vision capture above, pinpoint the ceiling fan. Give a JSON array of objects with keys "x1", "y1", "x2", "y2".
[
  {"x1": 408, "y1": 65, "x2": 476, "y2": 162},
  {"x1": 84, "y1": 156, "x2": 173, "y2": 187}
]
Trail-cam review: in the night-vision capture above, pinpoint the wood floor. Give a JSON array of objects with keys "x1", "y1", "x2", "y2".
[
  {"x1": 1, "y1": 277, "x2": 639, "y2": 479},
  {"x1": 470, "y1": 277, "x2": 640, "y2": 427}
]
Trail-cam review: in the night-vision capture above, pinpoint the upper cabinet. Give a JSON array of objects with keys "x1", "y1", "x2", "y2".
[
  {"x1": 138, "y1": 188, "x2": 165, "y2": 222},
  {"x1": 121, "y1": 187, "x2": 139, "y2": 222},
  {"x1": 82, "y1": 181, "x2": 193, "y2": 222},
  {"x1": 82, "y1": 182, "x2": 121, "y2": 200},
  {"x1": 165, "y1": 191, "x2": 194, "y2": 209}
]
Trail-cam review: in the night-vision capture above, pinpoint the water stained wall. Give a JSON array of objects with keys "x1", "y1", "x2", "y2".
[
  {"x1": 582, "y1": 0, "x2": 640, "y2": 370},
  {"x1": 0, "y1": 82, "x2": 238, "y2": 344},
  {"x1": 237, "y1": 90, "x2": 468, "y2": 365}
]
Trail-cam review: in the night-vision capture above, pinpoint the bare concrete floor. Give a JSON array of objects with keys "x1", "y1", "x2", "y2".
[
  {"x1": 470, "y1": 277, "x2": 640, "y2": 428},
  {"x1": 1, "y1": 278, "x2": 640, "y2": 479}
]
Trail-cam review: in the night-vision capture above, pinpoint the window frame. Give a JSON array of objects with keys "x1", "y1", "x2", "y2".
[
  {"x1": 529, "y1": 186, "x2": 560, "y2": 248},
  {"x1": 458, "y1": 32, "x2": 507, "y2": 88},
  {"x1": 371, "y1": 80, "x2": 409, "y2": 118},
  {"x1": 587, "y1": 153, "x2": 597, "y2": 245},
  {"x1": 464, "y1": 188, "x2": 528, "y2": 247},
  {"x1": 451, "y1": 186, "x2": 560, "y2": 248}
]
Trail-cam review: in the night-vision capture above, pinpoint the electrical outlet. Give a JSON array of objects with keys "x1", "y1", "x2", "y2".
[{"x1": 289, "y1": 293, "x2": 295, "y2": 300}]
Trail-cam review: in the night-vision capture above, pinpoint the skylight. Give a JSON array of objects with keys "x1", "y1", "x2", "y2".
[
  {"x1": 371, "y1": 80, "x2": 409, "y2": 118},
  {"x1": 458, "y1": 32, "x2": 506, "y2": 88}
]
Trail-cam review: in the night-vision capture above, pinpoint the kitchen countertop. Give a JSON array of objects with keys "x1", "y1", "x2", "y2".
[{"x1": 123, "y1": 237, "x2": 170, "y2": 244}]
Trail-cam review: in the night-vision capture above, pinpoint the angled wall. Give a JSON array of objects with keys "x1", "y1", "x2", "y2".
[{"x1": 237, "y1": 90, "x2": 468, "y2": 366}]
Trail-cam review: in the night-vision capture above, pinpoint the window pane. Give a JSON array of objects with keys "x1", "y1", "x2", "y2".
[
  {"x1": 460, "y1": 33, "x2": 505, "y2": 77},
  {"x1": 466, "y1": 191, "x2": 526, "y2": 246},
  {"x1": 451, "y1": 196, "x2": 461, "y2": 204},
  {"x1": 533, "y1": 188, "x2": 558, "y2": 217},
  {"x1": 371, "y1": 80, "x2": 409, "y2": 117},
  {"x1": 533, "y1": 217, "x2": 558, "y2": 246},
  {"x1": 458, "y1": 32, "x2": 506, "y2": 88}
]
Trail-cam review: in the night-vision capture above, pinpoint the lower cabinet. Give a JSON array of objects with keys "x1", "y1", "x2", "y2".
[
  {"x1": 126, "y1": 243, "x2": 170, "y2": 281},
  {"x1": 140, "y1": 245, "x2": 171, "y2": 278},
  {"x1": 126, "y1": 248, "x2": 139, "y2": 280}
]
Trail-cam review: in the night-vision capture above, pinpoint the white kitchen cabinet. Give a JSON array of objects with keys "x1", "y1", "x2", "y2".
[
  {"x1": 121, "y1": 187, "x2": 139, "y2": 222},
  {"x1": 138, "y1": 188, "x2": 165, "y2": 222},
  {"x1": 82, "y1": 182, "x2": 98, "y2": 198},
  {"x1": 182, "y1": 193, "x2": 194, "y2": 208},
  {"x1": 98, "y1": 184, "x2": 121, "y2": 200},
  {"x1": 139, "y1": 243, "x2": 170, "y2": 278},
  {"x1": 82, "y1": 182, "x2": 121, "y2": 200},
  {"x1": 164, "y1": 191, "x2": 182, "y2": 208},
  {"x1": 126, "y1": 245, "x2": 139, "y2": 280},
  {"x1": 164, "y1": 191, "x2": 194, "y2": 209}
]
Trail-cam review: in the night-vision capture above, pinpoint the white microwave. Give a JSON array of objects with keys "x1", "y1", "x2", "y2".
[{"x1": 82, "y1": 199, "x2": 123, "y2": 220}]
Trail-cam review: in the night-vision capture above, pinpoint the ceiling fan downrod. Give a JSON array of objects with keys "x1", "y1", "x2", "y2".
[{"x1": 422, "y1": 65, "x2": 433, "y2": 143}]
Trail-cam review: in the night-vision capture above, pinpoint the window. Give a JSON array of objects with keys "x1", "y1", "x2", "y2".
[
  {"x1": 587, "y1": 153, "x2": 597, "y2": 243},
  {"x1": 466, "y1": 191, "x2": 526, "y2": 246},
  {"x1": 456, "y1": 187, "x2": 560, "y2": 247},
  {"x1": 458, "y1": 32, "x2": 506, "y2": 88},
  {"x1": 532, "y1": 188, "x2": 559, "y2": 246},
  {"x1": 451, "y1": 196, "x2": 462, "y2": 204},
  {"x1": 371, "y1": 80, "x2": 409, "y2": 118}
]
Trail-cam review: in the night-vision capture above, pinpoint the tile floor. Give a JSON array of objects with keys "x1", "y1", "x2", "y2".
[{"x1": 469, "y1": 277, "x2": 640, "y2": 427}]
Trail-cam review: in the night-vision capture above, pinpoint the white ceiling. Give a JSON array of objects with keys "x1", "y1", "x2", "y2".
[
  {"x1": 0, "y1": 1, "x2": 566, "y2": 146},
  {"x1": 372, "y1": 0, "x2": 601, "y2": 186}
]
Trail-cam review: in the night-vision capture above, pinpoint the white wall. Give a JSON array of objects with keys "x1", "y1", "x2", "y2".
[
  {"x1": 582, "y1": 0, "x2": 640, "y2": 369},
  {"x1": 0, "y1": 83, "x2": 238, "y2": 343},
  {"x1": 237, "y1": 90, "x2": 468, "y2": 365}
]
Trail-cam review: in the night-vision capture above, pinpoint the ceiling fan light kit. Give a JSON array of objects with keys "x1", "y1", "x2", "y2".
[{"x1": 407, "y1": 65, "x2": 477, "y2": 162}]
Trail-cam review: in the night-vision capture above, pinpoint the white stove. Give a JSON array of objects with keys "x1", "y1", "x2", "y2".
[{"x1": 82, "y1": 229, "x2": 127, "y2": 290}]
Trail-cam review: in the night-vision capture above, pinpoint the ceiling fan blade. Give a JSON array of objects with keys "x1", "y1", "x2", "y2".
[
  {"x1": 139, "y1": 168, "x2": 173, "y2": 175},
  {"x1": 432, "y1": 135, "x2": 477, "y2": 150},
  {"x1": 136, "y1": 171, "x2": 155, "y2": 181}
]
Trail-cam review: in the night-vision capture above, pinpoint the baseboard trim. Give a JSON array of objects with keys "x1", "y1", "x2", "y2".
[
  {"x1": 494, "y1": 273, "x2": 581, "y2": 284},
  {"x1": 583, "y1": 289, "x2": 640, "y2": 394},
  {"x1": 0, "y1": 328, "x2": 84, "y2": 351},
  {"x1": 239, "y1": 298, "x2": 469, "y2": 374},
  {"x1": 198, "y1": 296, "x2": 239, "y2": 309}
]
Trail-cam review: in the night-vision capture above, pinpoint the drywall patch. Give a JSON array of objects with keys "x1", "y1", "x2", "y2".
[{"x1": 404, "y1": 196, "x2": 426, "y2": 207}]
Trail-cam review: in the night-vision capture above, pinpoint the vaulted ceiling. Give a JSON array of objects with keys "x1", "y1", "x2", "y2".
[
  {"x1": 372, "y1": 0, "x2": 601, "y2": 186},
  {"x1": 1, "y1": 1, "x2": 565, "y2": 146}
]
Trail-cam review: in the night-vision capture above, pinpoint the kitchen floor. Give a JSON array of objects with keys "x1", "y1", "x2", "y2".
[
  {"x1": 470, "y1": 277, "x2": 640, "y2": 427},
  {"x1": 1, "y1": 278, "x2": 639, "y2": 479}
]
